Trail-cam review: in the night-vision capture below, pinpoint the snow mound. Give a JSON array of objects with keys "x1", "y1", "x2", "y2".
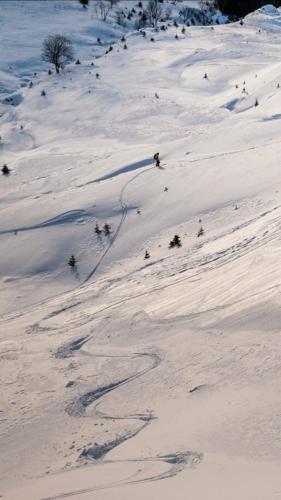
[
  {"x1": 245, "y1": 3, "x2": 281, "y2": 28},
  {"x1": 258, "y1": 4, "x2": 279, "y2": 16}
]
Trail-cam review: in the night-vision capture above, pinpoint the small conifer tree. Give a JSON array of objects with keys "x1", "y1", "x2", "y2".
[
  {"x1": 68, "y1": 255, "x2": 77, "y2": 267},
  {"x1": 103, "y1": 223, "x2": 111, "y2": 236},
  {"x1": 2, "y1": 164, "x2": 10, "y2": 175},
  {"x1": 95, "y1": 223, "x2": 102, "y2": 234},
  {"x1": 169, "y1": 235, "x2": 181, "y2": 248}
]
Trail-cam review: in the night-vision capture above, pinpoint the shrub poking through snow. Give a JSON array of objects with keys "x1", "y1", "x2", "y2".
[
  {"x1": 42, "y1": 34, "x2": 74, "y2": 74},
  {"x1": 48, "y1": 69, "x2": 52, "y2": 75},
  {"x1": 164, "y1": 186, "x2": 168, "y2": 192},
  {"x1": 255, "y1": 98, "x2": 259, "y2": 107},
  {"x1": 169, "y1": 235, "x2": 182, "y2": 248},
  {"x1": 144, "y1": 250, "x2": 150, "y2": 259},
  {"x1": 124, "y1": 44, "x2": 128, "y2": 49},
  {"x1": 2, "y1": 164, "x2": 10, "y2": 175},
  {"x1": 121, "y1": 36, "x2": 126, "y2": 42},
  {"x1": 175, "y1": 34, "x2": 179, "y2": 39},
  {"x1": 182, "y1": 26, "x2": 186, "y2": 34},
  {"x1": 155, "y1": 92, "x2": 159, "y2": 98},
  {"x1": 197, "y1": 226, "x2": 204, "y2": 237},
  {"x1": 79, "y1": 0, "x2": 89, "y2": 7},
  {"x1": 103, "y1": 223, "x2": 111, "y2": 235},
  {"x1": 29, "y1": 81, "x2": 33, "y2": 88},
  {"x1": 68, "y1": 255, "x2": 77, "y2": 267},
  {"x1": 75, "y1": 59, "x2": 81, "y2": 65},
  {"x1": 41, "y1": 89, "x2": 46, "y2": 96},
  {"x1": 150, "y1": 37, "x2": 155, "y2": 42},
  {"x1": 203, "y1": 73, "x2": 208, "y2": 79},
  {"x1": 95, "y1": 223, "x2": 102, "y2": 234},
  {"x1": 96, "y1": 73, "x2": 100, "y2": 79}
]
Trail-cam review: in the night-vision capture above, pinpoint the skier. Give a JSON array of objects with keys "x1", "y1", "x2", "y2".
[{"x1": 154, "y1": 152, "x2": 160, "y2": 167}]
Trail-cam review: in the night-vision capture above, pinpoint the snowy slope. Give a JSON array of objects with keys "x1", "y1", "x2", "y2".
[{"x1": 1, "y1": 2, "x2": 281, "y2": 500}]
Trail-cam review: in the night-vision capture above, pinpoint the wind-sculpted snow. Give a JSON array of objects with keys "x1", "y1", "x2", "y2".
[{"x1": 0, "y1": 210, "x2": 90, "y2": 235}]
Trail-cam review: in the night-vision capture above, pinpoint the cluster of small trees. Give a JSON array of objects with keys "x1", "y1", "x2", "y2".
[
  {"x1": 95, "y1": 222, "x2": 112, "y2": 236},
  {"x1": 68, "y1": 222, "x2": 112, "y2": 268},
  {"x1": 144, "y1": 225, "x2": 206, "y2": 261}
]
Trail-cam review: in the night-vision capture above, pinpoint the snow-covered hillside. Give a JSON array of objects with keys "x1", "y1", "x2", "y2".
[{"x1": 1, "y1": 2, "x2": 281, "y2": 499}]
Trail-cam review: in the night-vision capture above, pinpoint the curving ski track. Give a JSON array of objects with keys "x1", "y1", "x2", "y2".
[
  {"x1": 83, "y1": 164, "x2": 156, "y2": 283},
  {"x1": 47, "y1": 338, "x2": 202, "y2": 499},
  {"x1": 42, "y1": 452, "x2": 201, "y2": 500}
]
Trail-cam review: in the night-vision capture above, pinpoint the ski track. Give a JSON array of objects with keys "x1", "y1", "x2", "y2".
[
  {"x1": 41, "y1": 452, "x2": 201, "y2": 500},
  {"x1": 82, "y1": 163, "x2": 156, "y2": 283},
  {"x1": 45, "y1": 338, "x2": 202, "y2": 499}
]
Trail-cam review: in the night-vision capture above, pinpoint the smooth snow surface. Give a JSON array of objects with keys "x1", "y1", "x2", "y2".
[{"x1": 1, "y1": 2, "x2": 281, "y2": 500}]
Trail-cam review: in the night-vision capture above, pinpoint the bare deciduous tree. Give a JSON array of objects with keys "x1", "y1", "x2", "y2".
[
  {"x1": 42, "y1": 34, "x2": 74, "y2": 73},
  {"x1": 146, "y1": 0, "x2": 162, "y2": 28},
  {"x1": 179, "y1": 6, "x2": 194, "y2": 23},
  {"x1": 94, "y1": 0, "x2": 111, "y2": 21},
  {"x1": 199, "y1": 0, "x2": 217, "y2": 13},
  {"x1": 115, "y1": 8, "x2": 126, "y2": 26}
]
